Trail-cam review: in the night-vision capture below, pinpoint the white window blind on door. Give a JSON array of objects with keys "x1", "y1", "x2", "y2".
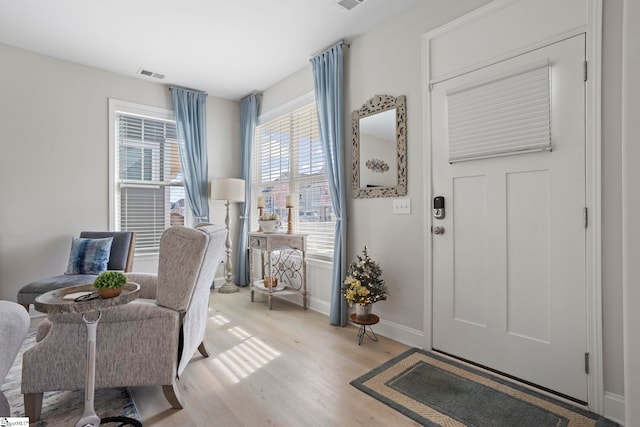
[
  {"x1": 447, "y1": 62, "x2": 551, "y2": 163},
  {"x1": 114, "y1": 112, "x2": 185, "y2": 254},
  {"x1": 253, "y1": 102, "x2": 335, "y2": 259}
]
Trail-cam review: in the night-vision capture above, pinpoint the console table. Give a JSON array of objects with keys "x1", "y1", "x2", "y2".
[{"x1": 248, "y1": 232, "x2": 307, "y2": 310}]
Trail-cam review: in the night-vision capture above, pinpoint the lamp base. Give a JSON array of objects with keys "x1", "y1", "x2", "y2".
[
  {"x1": 217, "y1": 280, "x2": 239, "y2": 293},
  {"x1": 218, "y1": 199, "x2": 239, "y2": 294}
]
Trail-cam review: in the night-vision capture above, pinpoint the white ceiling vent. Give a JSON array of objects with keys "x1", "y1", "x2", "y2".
[
  {"x1": 137, "y1": 68, "x2": 165, "y2": 80},
  {"x1": 337, "y1": 0, "x2": 364, "y2": 11}
]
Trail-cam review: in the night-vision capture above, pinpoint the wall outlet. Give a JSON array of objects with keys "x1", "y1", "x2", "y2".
[{"x1": 393, "y1": 198, "x2": 411, "y2": 214}]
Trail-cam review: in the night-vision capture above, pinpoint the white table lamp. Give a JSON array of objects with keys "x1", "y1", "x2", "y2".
[{"x1": 210, "y1": 178, "x2": 245, "y2": 293}]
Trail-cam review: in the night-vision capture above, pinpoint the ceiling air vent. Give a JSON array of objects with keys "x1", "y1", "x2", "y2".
[
  {"x1": 337, "y1": 0, "x2": 364, "y2": 11},
  {"x1": 137, "y1": 68, "x2": 165, "y2": 80}
]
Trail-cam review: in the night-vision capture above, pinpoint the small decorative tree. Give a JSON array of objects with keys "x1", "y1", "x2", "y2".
[{"x1": 343, "y1": 245, "x2": 387, "y2": 306}]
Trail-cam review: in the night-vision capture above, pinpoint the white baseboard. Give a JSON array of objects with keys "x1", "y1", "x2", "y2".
[
  {"x1": 307, "y1": 296, "x2": 331, "y2": 315},
  {"x1": 28, "y1": 307, "x2": 45, "y2": 319},
  {"x1": 374, "y1": 317, "x2": 424, "y2": 348},
  {"x1": 212, "y1": 276, "x2": 226, "y2": 288},
  {"x1": 604, "y1": 392, "x2": 625, "y2": 425}
]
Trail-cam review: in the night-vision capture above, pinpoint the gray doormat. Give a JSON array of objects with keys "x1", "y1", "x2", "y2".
[{"x1": 351, "y1": 348, "x2": 618, "y2": 426}]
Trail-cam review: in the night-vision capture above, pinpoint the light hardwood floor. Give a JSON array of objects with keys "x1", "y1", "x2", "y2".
[{"x1": 129, "y1": 288, "x2": 418, "y2": 427}]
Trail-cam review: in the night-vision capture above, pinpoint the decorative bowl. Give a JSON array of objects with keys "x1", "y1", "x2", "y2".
[
  {"x1": 259, "y1": 219, "x2": 281, "y2": 232},
  {"x1": 264, "y1": 276, "x2": 278, "y2": 287},
  {"x1": 97, "y1": 287, "x2": 123, "y2": 299},
  {"x1": 254, "y1": 279, "x2": 286, "y2": 292}
]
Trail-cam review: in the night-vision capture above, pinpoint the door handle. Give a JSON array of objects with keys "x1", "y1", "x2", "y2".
[{"x1": 432, "y1": 226, "x2": 445, "y2": 235}]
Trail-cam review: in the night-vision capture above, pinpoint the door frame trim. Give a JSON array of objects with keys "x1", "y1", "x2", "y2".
[{"x1": 421, "y1": 0, "x2": 604, "y2": 413}]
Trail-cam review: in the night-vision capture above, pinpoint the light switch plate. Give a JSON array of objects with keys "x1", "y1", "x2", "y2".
[{"x1": 393, "y1": 198, "x2": 411, "y2": 214}]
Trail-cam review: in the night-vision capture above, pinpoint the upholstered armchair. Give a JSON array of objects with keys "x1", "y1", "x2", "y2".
[
  {"x1": 17, "y1": 231, "x2": 136, "y2": 311},
  {"x1": 0, "y1": 300, "x2": 30, "y2": 416},
  {"x1": 21, "y1": 224, "x2": 226, "y2": 421}
]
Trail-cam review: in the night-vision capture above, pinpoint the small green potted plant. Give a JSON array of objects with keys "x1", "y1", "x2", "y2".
[{"x1": 93, "y1": 271, "x2": 128, "y2": 299}]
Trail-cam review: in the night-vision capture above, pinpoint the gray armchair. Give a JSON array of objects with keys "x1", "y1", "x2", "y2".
[
  {"x1": 0, "y1": 300, "x2": 30, "y2": 416},
  {"x1": 17, "y1": 231, "x2": 136, "y2": 311},
  {"x1": 21, "y1": 224, "x2": 226, "y2": 421}
]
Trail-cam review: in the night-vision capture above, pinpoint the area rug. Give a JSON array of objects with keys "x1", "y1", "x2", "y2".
[
  {"x1": 351, "y1": 348, "x2": 618, "y2": 427},
  {"x1": 1, "y1": 330, "x2": 142, "y2": 426}
]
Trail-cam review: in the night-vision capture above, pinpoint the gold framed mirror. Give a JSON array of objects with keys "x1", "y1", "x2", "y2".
[{"x1": 352, "y1": 94, "x2": 407, "y2": 198}]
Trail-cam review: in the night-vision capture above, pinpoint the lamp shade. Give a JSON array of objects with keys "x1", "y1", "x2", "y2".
[{"x1": 210, "y1": 178, "x2": 245, "y2": 202}]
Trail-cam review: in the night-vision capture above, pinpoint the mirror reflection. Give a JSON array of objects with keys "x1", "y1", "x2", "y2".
[
  {"x1": 359, "y1": 109, "x2": 397, "y2": 188},
  {"x1": 352, "y1": 94, "x2": 407, "y2": 198}
]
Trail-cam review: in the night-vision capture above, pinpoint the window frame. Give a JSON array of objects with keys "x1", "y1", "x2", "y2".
[
  {"x1": 252, "y1": 92, "x2": 335, "y2": 261},
  {"x1": 108, "y1": 99, "x2": 190, "y2": 258}
]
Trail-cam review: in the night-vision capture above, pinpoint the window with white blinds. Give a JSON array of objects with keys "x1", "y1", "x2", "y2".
[
  {"x1": 447, "y1": 62, "x2": 552, "y2": 163},
  {"x1": 110, "y1": 100, "x2": 185, "y2": 255},
  {"x1": 253, "y1": 101, "x2": 335, "y2": 259}
]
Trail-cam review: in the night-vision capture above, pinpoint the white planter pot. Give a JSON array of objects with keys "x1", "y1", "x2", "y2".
[{"x1": 355, "y1": 303, "x2": 372, "y2": 321}]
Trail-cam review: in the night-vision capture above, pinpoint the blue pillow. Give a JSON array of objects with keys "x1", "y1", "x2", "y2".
[{"x1": 65, "y1": 237, "x2": 114, "y2": 275}]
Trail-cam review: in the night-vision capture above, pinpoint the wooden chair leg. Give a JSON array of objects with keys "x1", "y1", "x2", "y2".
[
  {"x1": 197, "y1": 342, "x2": 209, "y2": 358},
  {"x1": 162, "y1": 382, "x2": 184, "y2": 409},
  {"x1": 24, "y1": 392, "x2": 43, "y2": 421}
]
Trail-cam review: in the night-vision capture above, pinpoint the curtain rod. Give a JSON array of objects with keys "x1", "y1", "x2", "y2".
[
  {"x1": 310, "y1": 40, "x2": 350, "y2": 59},
  {"x1": 168, "y1": 85, "x2": 208, "y2": 96},
  {"x1": 242, "y1": 90, "x2": 263, "y2": 100}
]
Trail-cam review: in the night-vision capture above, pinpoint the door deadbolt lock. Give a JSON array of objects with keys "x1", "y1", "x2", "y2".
[
  {"x1": 433, "y1": 196, "x2": 445, "y2": 220},
  {"x1": 432, "y1": 226, "x2": 445, "y2": 235}
]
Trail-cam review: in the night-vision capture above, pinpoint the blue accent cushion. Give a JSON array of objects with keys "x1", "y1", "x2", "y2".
[{"x1": 65, "y1": 237, "x2": 113, "y2": 275}]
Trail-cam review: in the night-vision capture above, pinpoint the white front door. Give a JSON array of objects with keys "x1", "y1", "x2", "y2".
[{"x1": 431, "y1": 34, "x2": 588, "y2": 402}]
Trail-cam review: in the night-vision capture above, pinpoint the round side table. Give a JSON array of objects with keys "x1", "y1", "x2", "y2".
[
  {"x1": 349, "y1": 313, "x2": 380, "y2": 345},
  {"x1": 35, "y1": 283, "x2": 140, "y2": 427}
]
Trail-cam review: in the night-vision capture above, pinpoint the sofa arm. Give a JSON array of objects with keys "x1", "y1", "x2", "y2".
[
  {"x1": 126, "y1": 273, "x2": 158, "y2": 299},
  {"x1": 0, "y1": 300, "x2": 30, "y2": 417}
]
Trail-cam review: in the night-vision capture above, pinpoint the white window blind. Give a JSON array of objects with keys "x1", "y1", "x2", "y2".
[
  {"x1": 253, "y1": 102, "x2": 335, "y2": 259},
  {"x1": 113, "y1": 108, "x2": 185, "y2": 254},
  {"x1": 447, "y1": 62, "x2": 551, "y2": 163}
]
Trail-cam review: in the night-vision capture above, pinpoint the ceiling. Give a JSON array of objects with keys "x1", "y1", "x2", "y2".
[{"x1": 0, "y1": 0, "x2": 417, "y2": 100}]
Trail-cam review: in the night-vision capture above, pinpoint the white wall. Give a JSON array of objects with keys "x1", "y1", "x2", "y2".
[
  {"x1": 0, "y1": 43, "x2": 240, "y2": 301},
  {"x1": 205, "y1": 95, "x2": 242, "y2": 284}
]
